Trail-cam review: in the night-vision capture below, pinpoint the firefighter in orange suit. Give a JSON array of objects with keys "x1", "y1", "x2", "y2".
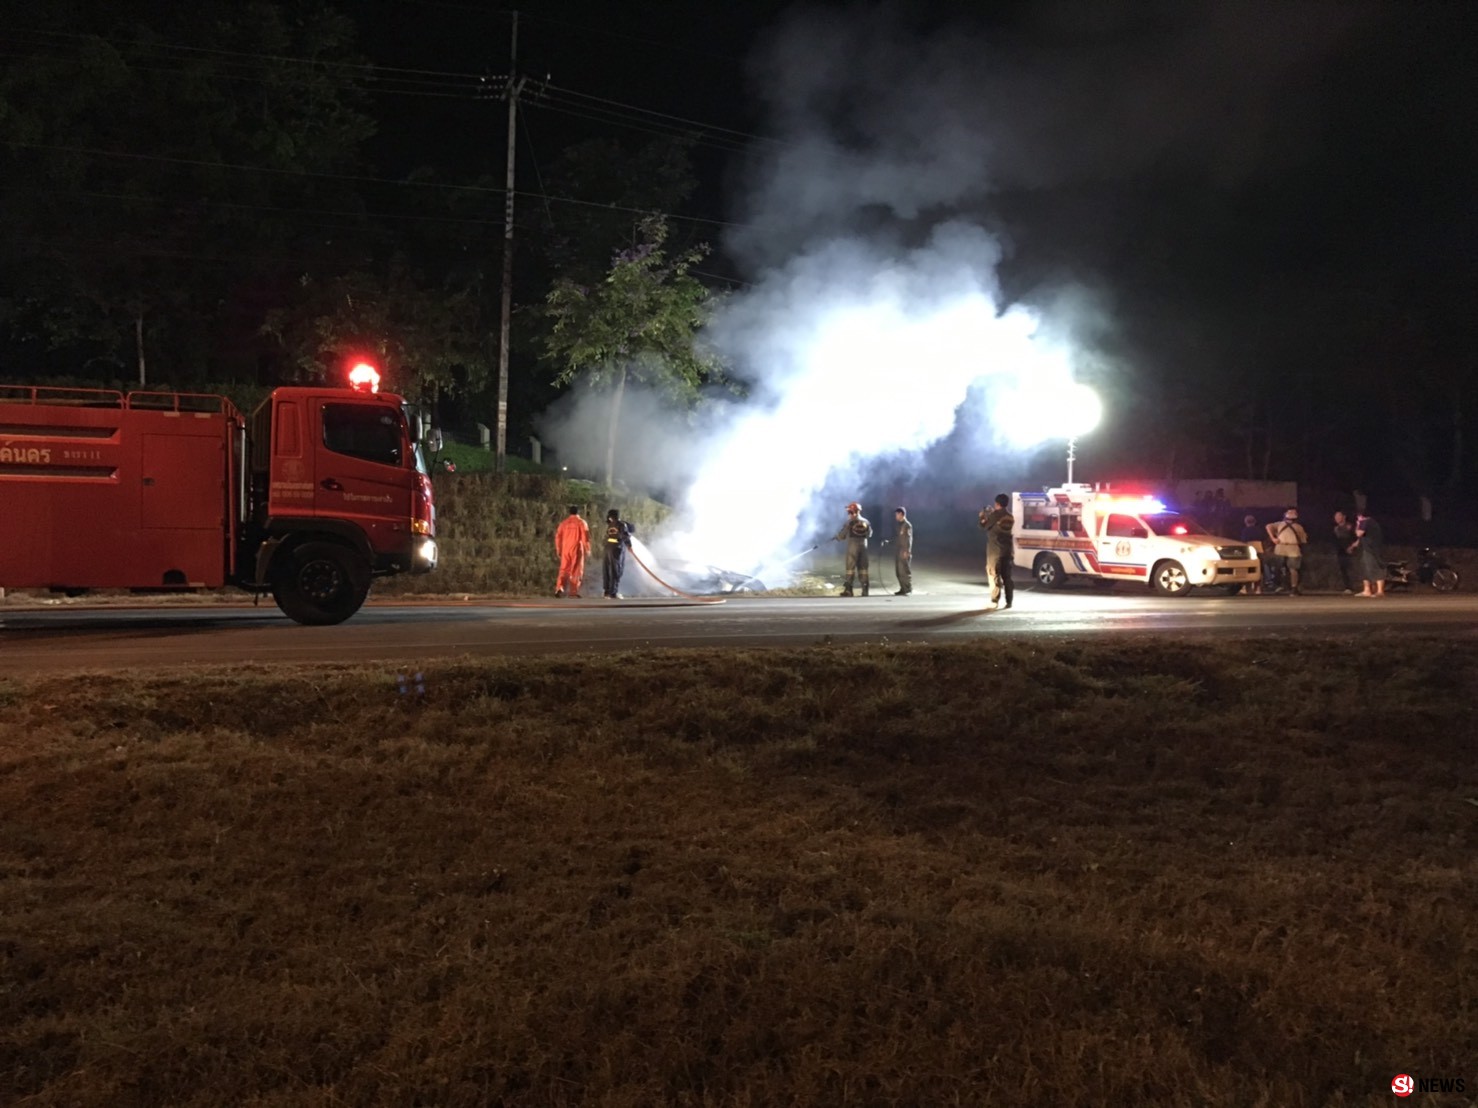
[{"x1": 554, "y1": 505, "x2": 590, "y2": 598}]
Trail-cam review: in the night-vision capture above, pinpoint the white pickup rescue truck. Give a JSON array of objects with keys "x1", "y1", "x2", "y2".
[{"x1": 1011, "y1": 484, "x2": 1262, "y2": 596}]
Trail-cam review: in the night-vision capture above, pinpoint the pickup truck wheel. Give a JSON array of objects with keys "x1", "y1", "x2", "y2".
[
  {"x1": 1152, "y1": 559, "x2": 1192, "y2": 596},
  {"x1": 272, "y1": 542, "x2": 370, "y2": 625},
  {"x1": 1033, "y1": 553, "x2": 1066, "y2": 589}
]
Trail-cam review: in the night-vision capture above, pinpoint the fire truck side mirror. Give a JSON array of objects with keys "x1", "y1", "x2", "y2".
[{"x1": 428, "y1": 427, "x2": 443, "y2": 453}]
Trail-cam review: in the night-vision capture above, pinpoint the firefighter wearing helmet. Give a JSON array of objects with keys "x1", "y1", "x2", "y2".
[{"x1": 833, "y1": 501, "x2": 873, "y2": 596}]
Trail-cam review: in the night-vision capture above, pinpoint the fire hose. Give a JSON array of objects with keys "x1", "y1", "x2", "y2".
[
  {"x1": 626, "y1": 545, "x2": 728, "y2": 603},
  {"x1": 778, "y1": 544, "x2": 818, "y2": 565}
]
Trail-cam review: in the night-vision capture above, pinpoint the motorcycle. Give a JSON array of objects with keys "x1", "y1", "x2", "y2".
[{"x1": 1384, "y1": 547, "x2": 1460, "y2": 592}]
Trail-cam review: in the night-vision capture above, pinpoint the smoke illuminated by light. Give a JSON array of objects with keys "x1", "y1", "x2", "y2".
[
  {"x1": 656, "y1": 225, "x2": 1102, "y2": 575},
  {"x1": 536, "y1": 9, "x2": 1148, "y2": 585}
]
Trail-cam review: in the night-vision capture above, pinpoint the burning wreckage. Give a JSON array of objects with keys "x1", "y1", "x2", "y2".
[{"x1": 622, "y1": 539, "x2": 768, "y2": 598}]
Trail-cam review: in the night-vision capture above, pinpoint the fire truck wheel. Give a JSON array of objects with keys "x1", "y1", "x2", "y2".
[
  {"x1": 1151, "y1": 559, "x2": 1192, "y2": 596},
  {"x1": 1033, "y1": 553, "x2": 1066, "y2": 589},
  {"x1": 272, "y1": 541, "x2": 370, "y2": 625}
]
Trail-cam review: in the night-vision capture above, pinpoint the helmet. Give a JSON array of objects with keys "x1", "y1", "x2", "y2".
[{"x1": 846, "y1": 501, "x2": 861, "y2": 513}]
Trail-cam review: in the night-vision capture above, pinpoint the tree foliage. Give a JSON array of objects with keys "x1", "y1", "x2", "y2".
[
  {"x1": 0, "y1": 1, "x2": 375, "y2": 382},
  {"x1": 533, "y1": 136, "x2": 699, "y2": 288},
  {"x1": 545, "y1": 218, "x2": 721, "y2": 398},
  {"x1": 261, "y1": 260, "x2": 491, "y2": 404},
  {"x1": 544, "y1": 216, "x2": 724, "y2": 483}
]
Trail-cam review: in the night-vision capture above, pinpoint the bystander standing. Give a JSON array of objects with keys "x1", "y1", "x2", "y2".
[
  {"x1": 1332, "y1": 510, "x2": 1357, "y2": 595},
  {"x1": 979, "y1": 494, "x2": 1015, "y2": 610},
  {"x1": 892, "y1": 507, "x2": 913, "y2": 596},
  {"x1": 1265, "y1": 508, "x2": 1309, "y2": 595},
  {"x1": 1239, "y1": 513, "x2": 1265, "y2": 594},
  {"x1": 1352, "y1": 511, "x2": 1385, "y2": 597}
]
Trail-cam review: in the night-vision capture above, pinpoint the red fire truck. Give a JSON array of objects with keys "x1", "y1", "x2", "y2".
[{"x1": 0, "y1": 377, "x2": 436, "y2": 624}]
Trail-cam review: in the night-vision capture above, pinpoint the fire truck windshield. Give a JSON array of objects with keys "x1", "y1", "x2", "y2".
[{"x1": 1143, "y1": 512, "x2": 1207, "y2": 537}]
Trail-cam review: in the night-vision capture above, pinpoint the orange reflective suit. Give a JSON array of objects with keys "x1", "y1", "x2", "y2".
[{"x1": 554, "y1": 514, "x2": 591, "y2": 596}]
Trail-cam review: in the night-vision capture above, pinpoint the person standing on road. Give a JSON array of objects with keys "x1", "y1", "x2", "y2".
[
  {"x1": 979, "y1": 493, "x2": 1014, "y2": 610},
  {"x1": 1239, "y1": 513, "x2": 1266, "y2": 594},
  {"x1": 1265, "y1": 508, "x2": 1309, "y2": 595},
  {"x1": 833, "y1": 501, "x2": 873, "y2": 596},
  {"x1": 1332, "y1": 510, "x2": 1357, "y2": 594},
  {"x1": 602, "y1": 508, "x2": 635, "y2": 599},
  {"x1": 553, "y1": 505, "x2": 590, "y2": 598},
  {"x1": 892, "y1": 507, "x2": 913, "y2": 595},
  {"x1": 1352, "y1": 510, "x2": 1386, "y2": 597}
]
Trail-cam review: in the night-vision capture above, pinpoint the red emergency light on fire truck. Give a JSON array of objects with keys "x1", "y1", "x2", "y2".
[
  {"x1": 0, "y1": 370, "x2": 437, "y2": 624},
  {"x1": 1010, "y1": 483, "x2": 1260, "y2": 596}
]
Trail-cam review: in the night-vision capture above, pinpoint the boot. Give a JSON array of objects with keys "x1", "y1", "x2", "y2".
[
  {"x1": 840, "y1": 584, "x2": 854, "y2": 597},
  {"x1": 861, "y1": 583, "x2": 870, "y2": 597}
]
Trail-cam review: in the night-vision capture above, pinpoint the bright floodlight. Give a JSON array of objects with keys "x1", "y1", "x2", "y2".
[{"x1": 1064, "y1": 383, "x2": 1101, "y2": 437}]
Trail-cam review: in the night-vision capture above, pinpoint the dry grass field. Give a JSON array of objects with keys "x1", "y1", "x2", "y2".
[{"x1": 2, "y1": 636, "x2": 1475, "y2": 1107}]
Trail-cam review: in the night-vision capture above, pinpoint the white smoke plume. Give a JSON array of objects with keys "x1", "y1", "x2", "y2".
[
  {"x1": 540, "y1": 1, "x2": 1369, "y2": 581},
  {"x1": 666, "y1": 223, "x2": 1091, "y2": 573}
]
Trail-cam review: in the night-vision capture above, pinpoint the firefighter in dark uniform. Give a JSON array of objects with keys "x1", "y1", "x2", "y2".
[
  {"x1": 833, "y1": 501, "x2": 873, "y2": 596},
  {"x1": 602, "y1": 508, "x2": 635, "y2": 599},
  {"x1": 893, "y1": 507, "x2": 913, "y2": 595},
  {"x1": 979, "y1": 493, "x2": 1014, "y2": 610}
]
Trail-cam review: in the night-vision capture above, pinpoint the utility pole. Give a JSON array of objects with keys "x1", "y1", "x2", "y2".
[{"x1": 495, "y1": 11, "x2": 526, "y2": 474}]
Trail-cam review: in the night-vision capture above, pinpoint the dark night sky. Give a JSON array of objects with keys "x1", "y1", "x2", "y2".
[
  {"x1": 6, "y1": 0, "x2": 1477, "y2": 498},
  {"x1": 358, "y1": 1, "x2": 1477, "y2": 246},
  {"x1": 356, "y1": 0, "x2": 1478, "y2": 331},
  {"x1": 349, "y1": 1, "x2": 1478, "y2": 492}
]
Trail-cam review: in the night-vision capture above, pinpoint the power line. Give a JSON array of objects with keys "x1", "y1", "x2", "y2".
[
  {"x1": 10, "y1": 26, "x2": 483, "y2": 84},
  {"x1": 518, "y1": 102, "x2": 557, "y2": 230},
  {"x1": 543, "y1": 82, "x2": 776, "y2": 146},
  {"x1": 391, "y1": 1, "x2": 751, "y2": 65},
  {"x1": 0, "y1": 43, "x2": 475, "y2": 99},
  {"x1": 7, "y1": 26, "x2": 778, "y2": 139},
  {"x1": 0, "y1": 183, "x2": 511, "y2": 232},
  {"x1": 690, "y1": 267, "x2": 752, "y2": 288},
  {"x1": 528, "y1": 97, "x2": 752, "y2": 157},
  {"x1": 3, "y1": 139, "x2": 750, "y2": 230}
]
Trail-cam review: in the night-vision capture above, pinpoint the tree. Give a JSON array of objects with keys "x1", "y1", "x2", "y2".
[
  {"x1": 260, "y1": 259, "x2": 492, "y2": 404},
  {"x1": 533, "y1": 136, "x2": 699, "y2": 288},
  {"x1": 0, "y1": 1, "x2": 376, "y2": 384},
  {"x1": 544, "y1": 217, "x2": 723, "y2": 486}
]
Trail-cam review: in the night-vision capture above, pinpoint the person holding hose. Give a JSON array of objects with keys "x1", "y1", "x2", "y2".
[
  {"x1": 553, "y1": 505, "x2": 590, "y2": 598},
  {"x1": 602, "y1": 508, "x2": 635, "y2": 599},
  {"x1": 833, "y1": 501, "x2": 873, "y2": 597}
]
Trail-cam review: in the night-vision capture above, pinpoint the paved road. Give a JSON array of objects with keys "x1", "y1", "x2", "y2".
[{"x1": 3, "y1": 562, "x2": 1473, "y2": 674}]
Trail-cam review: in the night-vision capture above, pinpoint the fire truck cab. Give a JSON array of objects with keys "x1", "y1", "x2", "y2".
[
  {"x1": 0, "y1": 383, "x2": 437, "y2": 624},
  {"x1": 1011, "y1": 484, "x2": 1260, "y2": 596}
]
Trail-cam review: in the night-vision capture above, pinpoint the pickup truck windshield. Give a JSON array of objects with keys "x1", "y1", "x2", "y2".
[{"x1": 1144, "y1": 512, "x2": 1206, "y2": 537}]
